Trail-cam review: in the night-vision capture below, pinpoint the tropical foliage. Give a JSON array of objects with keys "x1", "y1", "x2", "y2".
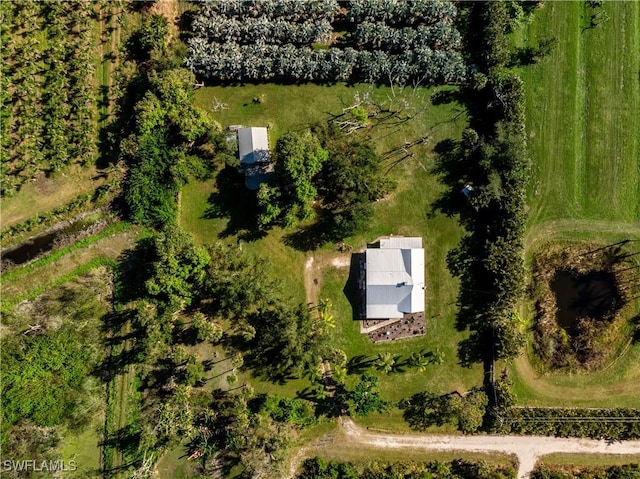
[
  {"x1": 400, "y1": 388, "x2": 488, "y2": 434},
  {"x1": 499, "y1": 407, "x2": 640, "y2": 440},
  {"x1": 186, "y1": 0, "x2": 465, "y2": 85},
  {"x1": 0, "y1": 0, "x2": 97, "y2": 196},
  {"x1": 532, "y1": 464, "x2": 640, "y2": 479},
  {"x1": 123, "y1": 68, "x2": 216, "y2": 227},
  {"x1": 258, "y1": 125, "x2": 394, "y2": 241},
  {"x1": 297, "y1": 457, "x2": 517, "y2": 479}
]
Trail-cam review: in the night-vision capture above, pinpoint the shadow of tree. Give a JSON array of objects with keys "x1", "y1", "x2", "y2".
[
  {"x1": 398, "y1": 391, "x2": 454, "y2": 431},
  {"x1": 202, "y1": 166, "x2": 267, "y2": 242},
  {"x1": 282, "y1": 220, "x2": 330, "y2": 252},
  {"x1": 100, "y1": 423, "x2": 141, "y2": 464},
  {"x1": 346, "y1": 354, "x2": 374, "y2": 375},
  {"x1": 631, "y1": 314, "x2": 640, "y2": 344}
]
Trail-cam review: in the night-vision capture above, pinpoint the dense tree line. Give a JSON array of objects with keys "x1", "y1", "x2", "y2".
[
  {"x1": 354, "y1": 21, "x2": 461, "y2": 53},
  {"x1": 192, "y1": 15, "x2": 333, "y2": 45},
  {"x1": 121, "y1": 67, "x2": 233, "y2": 227},
  {"x1": 532, "y1": 464, "x2": 640, "y2": 479},
  {"x1": 187, "y1": 41, "x2": 465, "y2": 85},
  {"x1": 498, "y1": 408, "x2": 640, "y2": 440},
  {"x1": 297, "y1": 457, "x2": 516, "y2": 479},
  {"x1": 199, "y1": 0, "x2": 340, "y2": 23},
  {"x1": 346, "y1": 0, "x2": 457, "y2": 26},
  {"x1": 0, "y1": 0, "x2": 97, "y2": 196},
  {"x1": 434, "y1": 2, "x2": 529, "y2": 377},
  {"x1": 186, "y1": 0, "x2": 465, "y2": 85}
]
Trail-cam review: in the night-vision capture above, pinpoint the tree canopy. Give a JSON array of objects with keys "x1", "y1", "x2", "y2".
[{"x1": 123, "y1": 68, "x2": 215, "y2": 227}]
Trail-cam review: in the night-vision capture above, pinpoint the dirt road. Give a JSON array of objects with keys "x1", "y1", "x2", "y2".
[{"x1": 337, "y1": 418, "x2": 640, "y2": 478}]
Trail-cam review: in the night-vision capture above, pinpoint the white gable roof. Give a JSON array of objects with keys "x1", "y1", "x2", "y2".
[
  {"x1": 238, "y1": 127, "x2": 269, "y2": 166},
  {"x1": 365, "y1": 237, "x2": 425, "y2": 319}
]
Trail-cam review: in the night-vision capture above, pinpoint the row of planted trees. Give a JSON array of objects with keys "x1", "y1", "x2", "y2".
[
  {"x1": 435, "y1": 1, "x2": 531, "y2": 374},
  {"x1": 186, "y1": 0, "x2": 466, "y2": 85},
  {"x1": 0, "y1": 0, "x2": 98, "y2": 197}
]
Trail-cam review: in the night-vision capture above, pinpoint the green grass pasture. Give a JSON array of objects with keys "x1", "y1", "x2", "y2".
[
  {"x1": 514, "y1": 1, "x2": 640, "y2": 406},
  {"x1": 522, "y1": 1, "x2": 639, "y2": 227}
]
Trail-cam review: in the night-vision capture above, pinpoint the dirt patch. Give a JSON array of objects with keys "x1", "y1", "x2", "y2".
[
  {"x1": 304, "y1": 255, "x2": 321, "y2": 306},
  {"x1": 331, "y1": 256, "x2": 351, "y2": 268}
]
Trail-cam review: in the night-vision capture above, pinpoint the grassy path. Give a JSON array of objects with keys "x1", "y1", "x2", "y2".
[
  {"x1": 509, "y1": 344, "x2": 640, "y2": 408},
  {"x1": 525, "y1": 219, "x2": 640, "y2": 250},
  {"x1": 107, "y1": 322, "x2": 136, "y2": 478}
]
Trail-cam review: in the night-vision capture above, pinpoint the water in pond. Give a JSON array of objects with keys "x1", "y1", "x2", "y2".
[
  {"x1": 1, "y1": 217, "x2": 97, "y2": 266},
  {"x1": 550, "y1": 270, "x2": 618, "y2": 330}
]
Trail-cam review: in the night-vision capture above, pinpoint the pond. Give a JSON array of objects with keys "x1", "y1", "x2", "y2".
[
  {"x1": 550, "y1": 269, "x2": 618, "y2": 331},
  {"x1": 1, "y1": 216, "x2": 100, "y2": 266}
]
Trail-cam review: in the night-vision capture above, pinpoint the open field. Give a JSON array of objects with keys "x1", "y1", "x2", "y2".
[
  {"x1": 0, "y1": 165, "x2": 109, "y2": 228},
  {"x1": 521, "y1": 1, "x2": 640, "y2": 228},
  {"x1": 59, "y1": 417, "x2": 104, "y2": 478},
  {"x1": 511, "y1": 1, "x2": 640, "y2": 407}
]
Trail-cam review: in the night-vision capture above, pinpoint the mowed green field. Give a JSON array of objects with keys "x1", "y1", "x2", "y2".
[
  {"x1": 522, "y1": 1, "x2": 639, "y2": 227},
  {"x1": 511, "y1": 1, "x2": 640, "y2": 407}
]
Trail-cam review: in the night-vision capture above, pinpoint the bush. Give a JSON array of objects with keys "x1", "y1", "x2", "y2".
[
  {"x1": 139, "y1": 14, "x2": 170, "y2": 53},
  {"x1": 2, "y1": 327, "x2": 98, "y2": 427}
]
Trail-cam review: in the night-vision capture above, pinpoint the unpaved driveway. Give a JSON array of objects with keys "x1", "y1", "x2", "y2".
[{"x1": 338, "y1": 418, "x2": 640, "y2": 478}]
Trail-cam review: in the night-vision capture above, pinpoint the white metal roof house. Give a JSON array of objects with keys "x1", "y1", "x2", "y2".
[
  {"x1": 237, "y1": 127, "x2": 271, "y2": 190},
  {"x1": 364, "y1": 236, "x2": 425, "y2": 320}
]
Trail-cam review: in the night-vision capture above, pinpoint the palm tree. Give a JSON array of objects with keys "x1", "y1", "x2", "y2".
[
  {"x1": 315, "y1": 386, "x2": 329, "y2": 401},
  {"x1": 231, "y1": 352, "x2": 244, "y2": 369},
  {"x1": 318, "y1": 298, "x2": 336, "y2": 329},
  {"x1": 429, "y1": 348, "x2": 445, "y2": 365},
  {"x1": 332, "y1": 365, "x2": 347, "y2": 384},
  {"x1": 375, "y1": 352, "x2": 395, "y2": 374},
  {"x1": 409, "y1": 351, "x2": 430, "y2": 372}
]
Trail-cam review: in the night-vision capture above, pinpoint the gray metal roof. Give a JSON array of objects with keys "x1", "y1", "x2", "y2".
[
  {"x1": 365, "y1": 238, "x2": 425, "y2": 319},
  {"x1": 379, "y1": 236, "x2": 423, "y2": 249},
  {"x1": 237, "y1": 127, "x2": 270, "y2": 166}
]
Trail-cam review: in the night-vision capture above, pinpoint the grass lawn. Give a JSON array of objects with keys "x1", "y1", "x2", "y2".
[
  {"x1": 182, "y1": 82, "x2": 479, "y2": 433},
  {"x1": 59, "y1": 417, "x2": 104, "y2": 478},
  {"x1": 511, "y1": 1, "x2": 640, "y2": 406},
  {"x1": 0, "y1": 164, "x2": 109, "y2": 228}
]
